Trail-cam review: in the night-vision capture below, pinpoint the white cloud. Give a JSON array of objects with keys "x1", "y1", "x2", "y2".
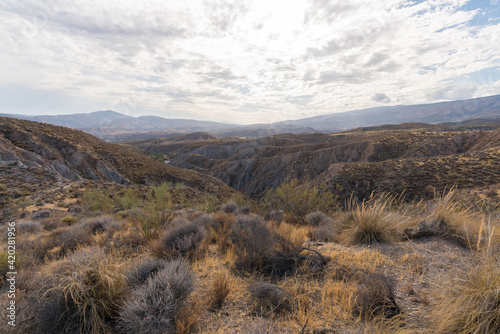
[{"x1": 0, "y1": 0, "x2": 499, "y2": 123}]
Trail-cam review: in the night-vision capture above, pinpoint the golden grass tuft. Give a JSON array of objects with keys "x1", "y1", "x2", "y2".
[
  {"x1": 209, "y1": 270, "x2": 232, "y2": 309},
  {"x1": 338, "y1": 196, "x2": 403, "y2": 245},
  {"x1": 432, "y1": 256, "x2": 500, "y2": 334},
  {"x1": 59, "y1": 248, "x2": 129, "y2": 334}
]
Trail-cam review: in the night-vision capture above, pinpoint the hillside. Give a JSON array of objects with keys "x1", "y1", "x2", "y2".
[
  {"x1": 131, "y1": 128, "x2": 500, "y2": 199},
  {"x1": 0, "y1": 117, "x2": 237, "y2": 208}
]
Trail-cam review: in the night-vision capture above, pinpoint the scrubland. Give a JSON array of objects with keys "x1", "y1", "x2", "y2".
[{"x1": 0, "y1": 180, "x2": 499, "y2": 334}]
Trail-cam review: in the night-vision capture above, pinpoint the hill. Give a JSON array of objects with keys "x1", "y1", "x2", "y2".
[{"x1": 0, "y1": 117, "x2": 237, "y2": 208}]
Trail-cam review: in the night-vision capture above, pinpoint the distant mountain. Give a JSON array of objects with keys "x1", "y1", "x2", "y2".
[
  {"x1": 276, "y1": 94, "x2": 500, "y2": 131},
  {"x1": 2, "y1": 94, "x2": 500, "y2": 140}
]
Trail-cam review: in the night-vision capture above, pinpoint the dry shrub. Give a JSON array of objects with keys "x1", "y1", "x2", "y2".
[
  {"x1": 270, "y1": 221, "x2": 308, "y2": 247},
  {"x1": 229, "y1": 215, "x2": 275, "y2": 271},
  {"x1": 432, "y1": 257, "x2": 500, "y2": 334},
  {"x1": 310, "y1": 223, "x2": 337, "y2": 242},
  {"x1": 209, "y1": 212, "x2": 235, "y2": 249},
  {"x1": 221, "y1": 200, "x2": 239, "y2": 214},
  {"x1": 209, "y1": 271, "x2": 232, "y2": 309},
  {"x1": 117, "y1": 260, "x2": 194, "y2": 334},
  {"x1": 241, "y1": 319, "x2": 293, "y2": 334},
  {"x1": 25, "y1": 248, "x2": 129, "y2": 334},
  {"x1": 79, "y1": 215, "x2": 123, "y2": 235},
  {"x1": 354, "y1": 272, "x2": 400, "y2": 319},
  {"x1": 152, "y1": 221, "x2": 207, "y2": 259},
  {"x1": 51, "y1": 226, "x2": 94, "y2": 255},
  {"x1": 237, "y1": 205, "x2": 252, "y2": 215},
  {"x1": 305, "y1": 210, "x2": 327, "y2": 226},
  {"x1": 228, "y1": 215, "x2": 328, "y2": 278},
  {"x1": 338, "y1": 196, "x2": 402, "y2": 245},
  {"x1": 250, "y1": 281, "x2": 294, "y2": 315},
  {"x1": 60, "y1": 248, "x2": 129, "y2": 334},
  {"x1": 17, "y1": 220, "x2": 42, "y2": 235},
  {"x1": 264, "y1": 209, "x2": 284, "y2": 223},
  {"x1": 126, "y1": 257, "x2": 168, "y2": 288}
]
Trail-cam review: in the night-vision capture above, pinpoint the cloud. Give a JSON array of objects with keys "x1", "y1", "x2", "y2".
[
  {"x1": 0, "y1": 0, "x2": 499, "y2": 124},
  {"x1": 371, "y1": 93, "x2": 391, "y2": 103},
  {"x1": 427, "y1": 84, "x2": 478, "y2": 101}
]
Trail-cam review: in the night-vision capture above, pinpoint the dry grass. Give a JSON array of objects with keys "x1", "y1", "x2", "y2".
[
  {"x1": 338, "y1": 196, "x2": 404, "y2": 245},
  {"x1": 209, "y1": 271, "x2": 232, "y2": 309},
  {"x1": 58, "y1": 248, "x2": 129, "y2": 334},
  {"x1": 431, "y1": 256, "x2": 500, "y2": 334}
]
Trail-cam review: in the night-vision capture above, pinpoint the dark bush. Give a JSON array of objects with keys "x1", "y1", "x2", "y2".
[
  {"x1": 305, "y1": 210, "x2": 327, "y2": 226},
  {"x1": 250, "y1": 281, "x2": 294, "y2": 315},
  {"x1": 311, "y1": 223, "x2": 337, "y2": 242},
  {"x1": 264, "y1": 209, "x2": 284, "y2": 223},
  {"x1": 17, "y1": 220, "x2": 42, "y2": 235},
  {"x1": 117, "y1": 260, "x2": 194, "y2": 334},
  {"x1": 221, "y1": 200, "x2": 239, "y2": 214},
  {"x1": 152, "y1": 221, "x2": 206, "y2": 259},
  {"x1": 238, "y1": 205, "x2": 252, "y2": 215},
  {"x1": 229, "y1": 215, "x2": 274, "y2": 271},
  {"x1": 354, "y1": 272, "x2": 400, "y2": 319},
  {"x1": 126, "y1": 258, "x2": 168, "y2": 287},
  {"x1": 79, "y1": 215, "x2": 122, "y2": 234}
]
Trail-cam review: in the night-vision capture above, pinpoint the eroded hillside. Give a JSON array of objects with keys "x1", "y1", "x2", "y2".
[
  {"x1": 131, "y1": 129, "x2": 500, "y2": 198},
  {"x1": 0, "y1": 117, "x2": 237, "y2": 208}
]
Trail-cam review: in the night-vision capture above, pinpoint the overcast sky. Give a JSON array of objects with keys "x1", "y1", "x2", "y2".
[{"x1": 1, "y1": 0, "x2": 500, "y2": 124}]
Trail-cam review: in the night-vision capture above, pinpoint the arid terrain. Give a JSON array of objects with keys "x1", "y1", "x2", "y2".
[{"x1": 0, "y1": 117, "x2": 499, "y2": 334}]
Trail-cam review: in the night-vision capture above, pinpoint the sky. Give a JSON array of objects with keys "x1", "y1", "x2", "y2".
[{"x1": 1, "y1": 0, "x2": 500, "y2": 124}]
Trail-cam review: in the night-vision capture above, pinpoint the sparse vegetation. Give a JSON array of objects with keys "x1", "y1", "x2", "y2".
[{"x1": 2, "y1": 118, "x2": 500, "y2": 333}]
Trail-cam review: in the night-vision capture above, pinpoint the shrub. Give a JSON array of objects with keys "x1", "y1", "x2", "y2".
[
  {"x1": 263, "y1": 178, "x2": 336, "y2": 224},
  {"x1": 17, "y1": 220, "x2": 42, "y2": 235},
  {"x1": 53, "y1": 226, "x2": 94, "y2": 255},
  {"x1": 79, "y1": 215, "x2": 123, "y2": 235},
  {"x1": 61, "y1": 215, "x2": 78, "y2": 224},
  {"x1": 221, "y1": 200, "x2": 239, "y2": 214},
  {"x1": 229, "y1": 215, "x2": 274, "y2": 271},
  {"x1": 338, "y1": 197, "x2": 401, "y2": 245},
  {"x1": 354, "y1": 272, "x2": 400, "y2": 319},
  {"x1": 134, "y1": 208, "x2": 171, "y2": 241},
  {"x1": 82, "y1": 188, "x2": 113, "y2": 213},
  {"x1": 209, "y1": 271, "x2": 232, "y2": 309},
  {"x1": 31, "y1": 248, "x2": 129, "y2": 334},
  {"x1": 238, "y1": 205, "x2": 252, "y2": 215},
  {"x1": 126, "y1": 258, "x2": 168, "y2": 287},
  {"x1": 250, "y1": 281, "x2": 294, "y2": 315},
  {"x1": 152, "y1": 221, "x2": 206, "y2": 259},
  {"x1": 432, "y1": 257, "x2": 500, "y2": 333},
  {"x1": 311, "y1": 223, "x2": 337, "y2": 242},
  {"x1": 305, "y1": 210, "x2": 327, "y2": 226},
  {"x1": 241, "y1": 319, "x2": 292, "y2": 334},
  {"x1": 117, "y1": 260, "x2": 194, "y2": 334},
  {"x1": 264, "y1": 209, "x2": 284, "y2": 223}
]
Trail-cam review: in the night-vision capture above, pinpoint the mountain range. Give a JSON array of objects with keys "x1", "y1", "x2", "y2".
[{"x1": 2, "y1": 94, "x2": 500, "y2": 141}]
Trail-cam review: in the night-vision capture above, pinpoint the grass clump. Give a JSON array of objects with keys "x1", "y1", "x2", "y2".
[
  {"x1": 117, "y1": 260, "x2": 194, "y2": 334},
  {"x1": 432, "y1": 257, "x2": 500, "y2": 334},
  {"x1": 338, "y1": 196, "x2": 402, "y2": 245},
  {"x1": 209, "y1": 271, "x2": 232, "y2": 309}
]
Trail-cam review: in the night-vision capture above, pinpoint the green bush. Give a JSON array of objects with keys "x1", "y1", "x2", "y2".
[{"x1": 263, "y1": 178, "x2": 337, "y2": 224}]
